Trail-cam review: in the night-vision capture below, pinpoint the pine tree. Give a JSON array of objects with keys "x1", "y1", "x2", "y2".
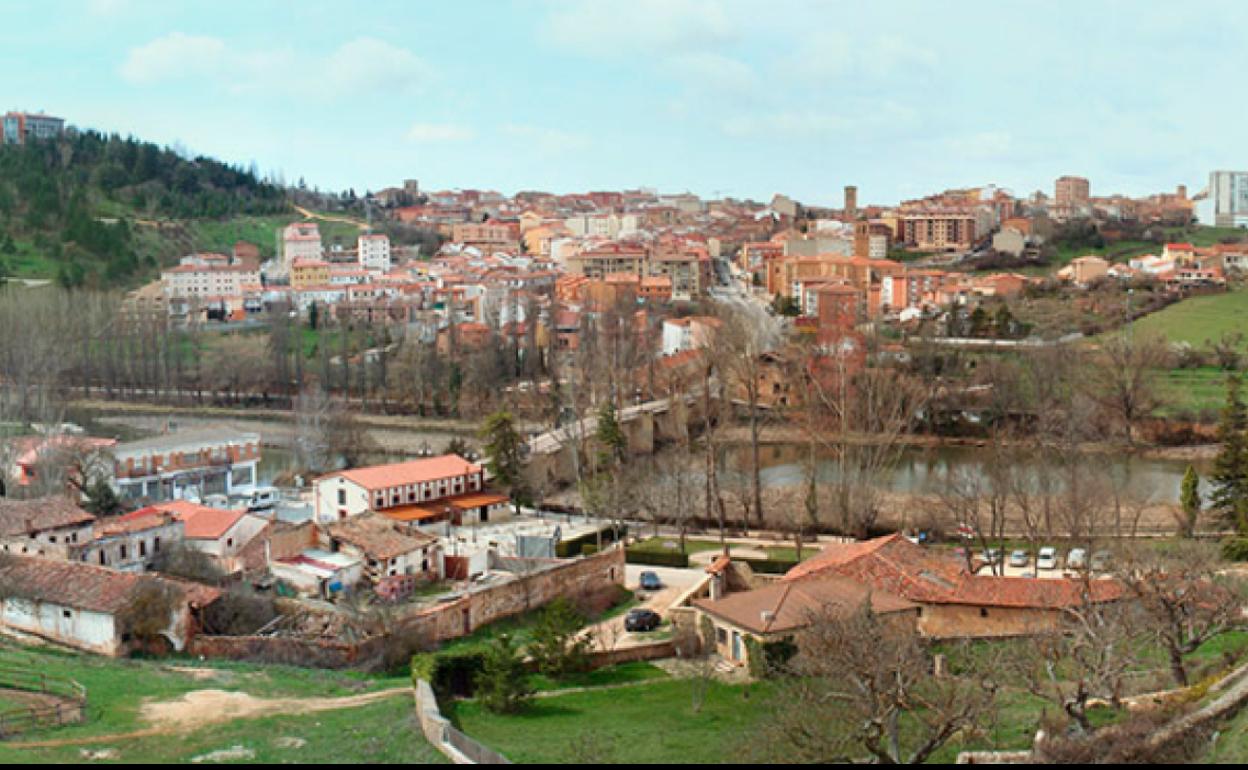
[
  {"x1": 1179, "y1": 464, "x2": 1201, "y2": 538},
  {"x1": 474, "y1": 634, "x2": 533, "y2": 714},
  {"x1": 595, "y1": 400, "x2": 626, "y2": 466},
  {"x1": 479, "y1": 409, "x2": 529, "y2": 513},
  {"x1": 1211, "y1": 374, "x2": 1248, "y2": 532}
]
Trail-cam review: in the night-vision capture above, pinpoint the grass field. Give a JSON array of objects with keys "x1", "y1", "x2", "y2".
[
  {"x1": 1127, "y1": 290, "x2": 1248, "y2": 351},
  {"x1": 448, "y1": 677, "x2": 776, "y2": 763},
  {"x1": 0, "y1": 645, "x2": 442, "y2": 764},
  {"x1": 1159, "y1": 366, "x2": 1231, "y2": 417}
]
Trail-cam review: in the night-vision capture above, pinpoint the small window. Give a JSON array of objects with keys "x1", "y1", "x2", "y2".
[
  {"x1": 979, "y1": 608, "x2": 989, "y2": 618},
  {"x1": 62, "y1": 609, "x2": 72, "y2": 619}
]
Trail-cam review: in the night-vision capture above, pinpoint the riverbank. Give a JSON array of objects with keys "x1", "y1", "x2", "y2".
[{"x1": 714, "y1": 424, "x2": 1221, "y2": 463}]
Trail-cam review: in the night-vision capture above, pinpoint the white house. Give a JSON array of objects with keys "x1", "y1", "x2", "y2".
[
  {"x1": 358, "y1": 233, "x2": 392, "y2": 272},
  {"x1": 0, "y1": 557, "x2": 220, "y2": 656}
]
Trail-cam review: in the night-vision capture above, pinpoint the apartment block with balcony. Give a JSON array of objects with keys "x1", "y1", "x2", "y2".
[{"x1": 110, "y1": 429, "x2": 261, "y2": 503}]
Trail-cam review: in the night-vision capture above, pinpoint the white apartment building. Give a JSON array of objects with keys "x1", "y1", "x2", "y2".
[
  {"x1": 283, "y1": 222, "x2": 323, "y2": 267},
  {"x1": 1211, "y1": 171, "x2": 1248, "y2": 228},
  {"x1": 358, "y1": 233, "x2": 392, "y2": 272},
  {"x1": 161, "y1": 263, "x2": 261, "y2": 299}
]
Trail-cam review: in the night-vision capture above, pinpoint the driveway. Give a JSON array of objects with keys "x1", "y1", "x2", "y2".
[{"x1": 581, "y1": 564, "x2": 706, "y2": 650}]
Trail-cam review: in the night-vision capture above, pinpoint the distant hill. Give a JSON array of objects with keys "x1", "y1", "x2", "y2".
[{"x1": 0, "y1": 130, "x2": 290, "y2": 288}]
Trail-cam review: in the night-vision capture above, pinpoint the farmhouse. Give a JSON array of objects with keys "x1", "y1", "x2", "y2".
[
  {"x1": 0, "y1": 496, "x2": 96, "y2": 558},
  {"x1": 313, "y1": 454, "x2": 508, "y2": 530},
  {"x1": 322, "y1": 512, "x2": 443, "y2": 597},
  {"x1": 0, "y1": 556, "x2": 220, "y2": 656},
  {"x1": 694, "y1": 534, "x2": 1123, "y2": 662}
]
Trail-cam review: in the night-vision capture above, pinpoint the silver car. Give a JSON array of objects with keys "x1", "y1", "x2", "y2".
[
  {"x1": 1008, "y1": 550, "x2": 1029, "y2": 568},
  {"x1": 1067, "y1": 548, "x2": 1088, "y2": 570},
  {"x1": 1036, "y1": 547, "x2": 1058, "y2": 571}
]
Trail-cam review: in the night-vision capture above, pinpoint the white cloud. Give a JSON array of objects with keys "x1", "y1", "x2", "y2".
[
  {"x1": 406, "y1": 122, "x2": 475, "y2": 143},
  {"x1": 503, "y1": 123, "x2": 591, "y2": 153},
  {"x1": 665, "y1": 52, "x2": 759, "y2": 94},
  {"x1": 120, "y1": 33, "x2": 228, "y2": 85},
  {"x1": 542, "y1": 0, "x2": 737, "y2": 57},
  {"x1": 119, "y1": 34, "x2": 432, "y2": 99}
]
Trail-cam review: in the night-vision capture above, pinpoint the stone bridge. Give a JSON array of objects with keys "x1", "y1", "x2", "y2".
[{"x1": 526, "y1": 386, "x2": 716, "y2": 487}]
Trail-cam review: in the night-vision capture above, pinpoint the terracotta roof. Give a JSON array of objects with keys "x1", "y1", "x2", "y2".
[
  {"x1": 694, "y1": 574, "x2": 916, "y2": 635},
  {"x1": 447, "y1": 492, "x2": 509, "y2": 509},
  {"x1": 326, "y1": 455, "x2": 480, "y2": 491},
  {"x1": 785, "y1": 534, "x2": 1122, "y2": 609},
  {"x1": 325, "y1": 514, "x2": 435, "y2": 560},
  {"x1": 380, "y1": 504, "x2": 444, "y2": 523},
  {"x1": 95, "y1": 509, "x2": 178, "y2": 537},
  {"x1": 142, "y1": 501, "x2": 246, "y2": 540},
  {"x1": 0, "y1": 555, "x2": 220, "y2": 613},
  {"x1": 0, "y1": 497, "x2": 95, "y2": 537}
]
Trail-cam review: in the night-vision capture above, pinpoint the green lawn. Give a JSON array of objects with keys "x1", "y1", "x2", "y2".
[
  {"x1": 629, "y1": 537, "x2": 728, "y2": 556},
  {"x1": 1159, "y1": 366, "x2": 1232, "y2": 417},
  {"x1": 436, "y1": 587, "x2": 635, "y2": 656},
  {"x1": 447, "y1": 677, "x2": 775, "y2": 763},
  {"x1": 1128, "y1": 290, "x2": 1248, "y2": 351},
  {"x1": 0, "y1": 645, "x2": 439, "y2": 763}
]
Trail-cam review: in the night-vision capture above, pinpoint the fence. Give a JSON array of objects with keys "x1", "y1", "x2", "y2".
[
  {"x1": 413, "y1": 679, "x2": 511, "y2": 764},
  {"x1": 0, "y1": 666, "x2": 87, "y2": 737}
]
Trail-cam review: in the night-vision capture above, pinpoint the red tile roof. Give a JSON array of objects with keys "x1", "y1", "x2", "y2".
[
  {"x1": 327, "y1": 455, "x2": 480, "y2": 492},
  {"x1": 140, "y1": 501, "x2": 246, "y2": 540},
  {"x1": 694, "y1": 573, "x2": 916, "y2": 634},
  {"x1": 0, "y1": 555, "x2": 220, "y2": 613},
  {"x1": 0, "y1": 497, "x2": 94, "y2": 537},
  {"x1": 785, "y1": 534, "x2": 1122, "y2": 609}
]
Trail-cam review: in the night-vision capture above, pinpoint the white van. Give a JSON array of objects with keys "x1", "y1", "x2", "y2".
[{"x1": 247, "y1": 486, "x2": 280, "y2": 512}]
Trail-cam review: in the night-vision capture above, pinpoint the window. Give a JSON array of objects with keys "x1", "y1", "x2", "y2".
[
  {"x1": 139, "y1": 541, "x2": 147, "y2": 557},
  {"x1": 62, "y1": 609, "x2": 72, "y2": 619},
  {"x1": 120, "y1": 545, "x2": 128, "y2": 559}
]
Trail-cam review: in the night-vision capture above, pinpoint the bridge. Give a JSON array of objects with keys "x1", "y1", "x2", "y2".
[{"x1": 526, "y1": 384, "x2": 718, "y2": 487}]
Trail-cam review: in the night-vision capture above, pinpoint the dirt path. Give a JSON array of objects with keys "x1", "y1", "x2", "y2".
[
  {"x1": 292, "y1": 204, "x2": 368, "y2": 230},
  {"x1": 6, "y1": 687, "x2": 411, "y2": 749}
]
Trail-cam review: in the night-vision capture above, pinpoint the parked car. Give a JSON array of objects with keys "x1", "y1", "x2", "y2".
[
  {"x1": 1008, "y1": 550, "x2": 1030, "y2": 568},
  {"x1": 624, "y1": 608, "x2": 662, "y2": 632},
  {"x1": 1091, "y1": 550, "x2": 1113, "y2": 572},
  {"x1": 1066, "y1": 548, "x2": 1088, "y2": 570},
  {"x1": 638, "y1": 571, "x2": 663, "y2": 591},
  {"x1": 1036, "y1": 546, "x2": 1058, "y2": 571},
  {"x1": 981, "y1": 548, "x2": 1004, "y2": 567},
  {"x1": 247, "y1": 486, "x2": 280, "y2": 512}
]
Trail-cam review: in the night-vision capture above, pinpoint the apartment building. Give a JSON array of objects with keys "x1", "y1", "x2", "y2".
[
  {"x1": 160, "y1": 262, "x2": 261, "y2": 299},
  {"x1": 358, "y1": 233, "x2": 392, "y2": 271},
  {"x1": 111, "y1": 429, "x2": 261, "y2": 503},
  {"x1": 897, "y1": 211, "x2": 979, "y2": 251},
  {"x1": 1, "y1": 111, "x2": 65, "y2": 144},
  {"x1": 282, "y1": 222, "x2": 323, "y2": 267}
]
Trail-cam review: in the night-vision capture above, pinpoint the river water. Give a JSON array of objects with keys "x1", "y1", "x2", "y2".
[{"x1": 719, "y1": 442, "x2": 1206, "y2": 505}]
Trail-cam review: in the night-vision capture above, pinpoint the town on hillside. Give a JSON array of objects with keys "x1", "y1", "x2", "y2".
[{"x1": 5, "y1": 5, "x2": 1248, "y2": 764}]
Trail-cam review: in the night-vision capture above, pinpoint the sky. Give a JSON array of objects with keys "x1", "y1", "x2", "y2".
[{"x1": 3, "y1": 0, "x2": 1248, "y2": 209}]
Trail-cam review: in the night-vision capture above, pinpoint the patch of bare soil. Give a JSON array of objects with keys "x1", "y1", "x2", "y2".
[{"x1": 137, "y1": 687, "x2": 410, "y2": 731}]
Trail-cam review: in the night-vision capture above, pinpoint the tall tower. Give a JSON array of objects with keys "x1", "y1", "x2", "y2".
[{"x1": 844, "y1": 185, "x2": 858, "y2": 217}]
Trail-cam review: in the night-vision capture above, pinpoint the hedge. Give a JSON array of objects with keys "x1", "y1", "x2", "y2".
[
  {"x1": 738, "y1": 557, "x2": 799, "y2": 575},
  {"x1": 556, "y1": 525, "x2": 627, "y2": 557},
  {"x1": 625, "y1": 548, "x2": 690, "y2": 568},
  {"x1": 411, "y1": 647, "x2": 489, "y2": 698}
]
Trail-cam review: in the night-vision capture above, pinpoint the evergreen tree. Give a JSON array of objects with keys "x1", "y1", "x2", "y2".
[
  {"x1": 474, "y1": 634, "x2": 533, "y2": 714},
  {"x1": 1211, "y1": 374, "x2": 1248, "y2": 533},
  {"x1": 595, "y1": 400, "x2": 626, "y2": 466},
  {"x1": 479, "y1": 409, "x2": 529, "y2": 513},
  {"x1": 1179, "y1": 464, "x2": 1201, "y2": 539}
]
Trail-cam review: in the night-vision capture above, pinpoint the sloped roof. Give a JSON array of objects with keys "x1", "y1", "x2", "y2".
[
  {"x1": 0, "y1": 555, "x2": 220, "y2": 613},
  {"x1": 326, "y1": 513, "x2": 435, "y2": 560},
  {"x1": 140, "y1": 501, "x2": 246, "y2": 540},
  {"x1": 694, "y1": 574, "x2": 916, "y2": 635},
  {"x1": 0, "y1": 497, "x2": 95, "y2": 537},
  {"x1": 326, "y1": 455, "x2": 480, "y2": 492},
  {"x1": 785, "y1": 534, "x2": 1122, "y2": 609}
]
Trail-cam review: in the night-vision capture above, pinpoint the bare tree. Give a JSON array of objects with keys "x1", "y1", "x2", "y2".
[
  {"x1": 760, "y1": 601, "x2": 1000, "y2": 764},
  {"x1": 1086, "y1": 333, "x2": 1169, "y2": 445}
]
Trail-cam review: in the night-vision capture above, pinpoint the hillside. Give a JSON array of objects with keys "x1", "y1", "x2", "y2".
[{"x1": 0, "y1": 130, "x2": 290, "y2": 288}]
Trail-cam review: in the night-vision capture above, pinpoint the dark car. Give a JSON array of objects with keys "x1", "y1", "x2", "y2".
[
  {"x1": 624, "y1": 608, "x2": 662, "y2": 632},
  {"x1": 638, "y1": 571, "x2": 663, "y2": 591}
]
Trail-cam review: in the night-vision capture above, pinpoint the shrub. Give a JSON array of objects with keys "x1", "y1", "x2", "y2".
[
  {"x1": 1221, "y1": 537, "x2": 1248, "y2": 562},
  {"x1": 625, "y1": 549, "x2": 690, "y2": 568},
  {"x1": 412, "y1": 647, "x2": 490, "y2": 698},
  {"x1": 475, "y1": 634, "x2": 533, "y2": 714},
  {"x1": 557, "y1": 526, "x2": 627, "y2": 557},
  {"x1": 528, "y1": 597, "x2": 592, "y2": 679}
]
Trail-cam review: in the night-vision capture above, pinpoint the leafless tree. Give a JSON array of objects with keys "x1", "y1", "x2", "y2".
[
  {"x1": 1086, "y1": 332, "x2": 1170, "y2": 445},
  {"x1": 759, "y1": 601, "x2": 1000, "y2": 764}
]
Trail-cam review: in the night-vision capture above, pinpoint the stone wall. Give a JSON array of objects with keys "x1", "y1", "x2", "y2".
[{"x1": 918, "y1": 603, "x2": 1060, "y2": 639}]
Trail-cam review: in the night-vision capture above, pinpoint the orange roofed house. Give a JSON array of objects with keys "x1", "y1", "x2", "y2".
[
  {"x1": 313, "y1": 454, "x2": 509, "y2": 531},
  {"x1": 693, "y1": 533, "x2": 1123, "y2": 667}
]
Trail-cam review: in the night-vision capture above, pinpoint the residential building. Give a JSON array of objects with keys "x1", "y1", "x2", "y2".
[
  {"x1": 313, "y1": 454, "x2": 508, "y2": 529},
  {"x1": 0, "y1": 496, "x2": 95, "y2": 558},
  {"x1": 161, "y1": 262, "x2": 260, "y2": 300},
  {"x1": 72, "y1": 508, "x2": 183, "y2": 572},
  {"x1": 0, "y1": 557, "x2": 220, "y2": 656},
  {"x1": 358, "y1": 233, "x2": 392, "y2": 272},
  {"x1": 1211, "y1": 171, "x2": 1248, "y2": 228},
  {"x1": 323, "y1": 512, "x2": 443, "y2": 596},
  {"x1": 110, "y1": 429, "x2": 261, "y2": 503},
  {"x1": 143, "y1": 500, "x2": 270, "y2": 575},
  {"x1": 897, "y1": 211, "x2": 979, "y2": 251},
  {"x1": 289, "y1": 258, "x2": 331, "y2": 290},
  {"x1": 661, "y1": 316, "x2": 720, "y2": 356},
  {"x1": 1, "y1": 111, "x2": 64, "y2": 145},
  {"x1": 1054, "y1": 175, "x2": 1090, "y2": 210},
  {"x1": 282, "y1": 222, "x2": 323, "y2": 268}
]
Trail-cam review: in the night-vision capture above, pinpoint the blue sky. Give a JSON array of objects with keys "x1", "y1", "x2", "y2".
[{"x1": 3, "y1": 0, "x2": 1247, "y2": 209}]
